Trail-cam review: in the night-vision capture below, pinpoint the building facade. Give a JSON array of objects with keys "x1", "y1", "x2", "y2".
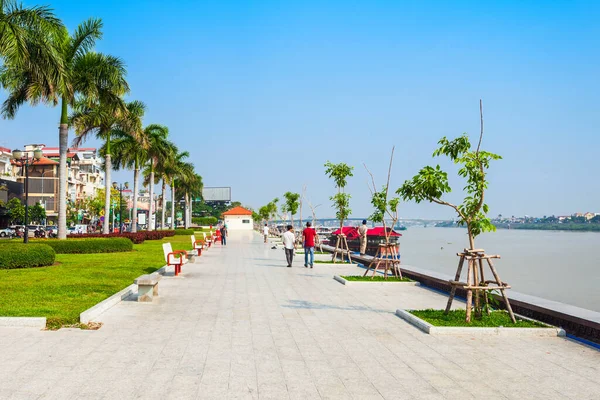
[{"x1": 222, "y1": 206, "x2": 253, "y2": 230}]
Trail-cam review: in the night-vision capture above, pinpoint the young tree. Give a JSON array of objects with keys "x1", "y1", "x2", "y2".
[
  {"x1": 324, "y1": 161, "x2": 354, "y2": 261},
  {"x1": 364, "y1": 147, "x2": 400, "y2": 245},
  {"x1": 397, "y1": 129, "x2": 499, "y2": 249},
  {"x1": 397, "y1": 100, "x2": 505, "y2": 322},
  {"x1": 282, "y1": 191, "x2": 300, "y2": 228},
  {"x1": 324, "y1": 161, "x2": 354, "y2": 229}
]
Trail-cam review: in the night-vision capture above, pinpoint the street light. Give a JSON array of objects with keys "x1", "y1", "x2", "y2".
[
  {"x1": 112, "y1": 181, "x2": 129, "y2": 233},
  {"x1": 12, "y1": 148, "x2": 42, "y2": 243}
]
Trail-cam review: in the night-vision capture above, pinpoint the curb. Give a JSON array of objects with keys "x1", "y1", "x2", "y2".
[
  {"x1": 80, "y1": 265, "x2": 168, "y2": 323},
  {"x1": 334, "y1": 275, "x2": 420, "y2": 286},
  {"x1": 395, "y1": 309, "x2": 566, "y2": 337},
  {"x1": 0, "y1": 317, "x2": 46, "y2": 329}
]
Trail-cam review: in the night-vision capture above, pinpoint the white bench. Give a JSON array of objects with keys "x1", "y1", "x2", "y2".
[
  {"x1": 202, "y1": 232, "x2": 212, "y2": 248},
  {"x1": 163, "y1": 242, "x2": 188, "y2": 276},
  {"x1": 191, "y1": 235, "x2": 204, "y2": 256},
  {"x1": 134, "y1": 274, "x2": 161, "y2": 302}
]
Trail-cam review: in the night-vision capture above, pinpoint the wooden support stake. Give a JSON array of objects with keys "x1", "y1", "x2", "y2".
[
  {"x1": 486, "y1": 258, "x2": 516, "y2": 323},
  {"x1": 445, "y1": 255, "x2": 465, "y2": 313},
  {"x1": 465, "y1": 260, "x2": 473, "y2": 322}
]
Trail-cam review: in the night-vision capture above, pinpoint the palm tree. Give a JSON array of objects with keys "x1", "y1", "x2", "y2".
[
  {"x1": 0, "y1": 0, "x2": 63, "y2": 65},
  {"x1": 70, "y1": 100, "x2": 142, "y2": 233},
  {"x1": 142, "y1": 124, "x2": 170, "y2": 231},
  {"x1": 99, "y1": 101, "x2": 147, "y2": 232},
  {"x1": 1, "y1": 18, "x2": 128, "y2": 239},
  {"x1": 152, "y1": 141, "x2": 180, "y2": 230}
]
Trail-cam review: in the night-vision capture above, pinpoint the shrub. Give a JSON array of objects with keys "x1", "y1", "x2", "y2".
[
  {"x1": 0, "y1": 243, "x2": 56, "y2": 269},
  {"x1": 67, "y1": 232, "x2": 145, "y2": 244},
  {"x1": 43, "y1": 238, "x2": 133, "y2": 254},
  {"x1": 174, "y1": 228, "x2": 195, "y2": 236},
  {"x1": 192, "y1": 217, "x2": 218, "y2": 226}
]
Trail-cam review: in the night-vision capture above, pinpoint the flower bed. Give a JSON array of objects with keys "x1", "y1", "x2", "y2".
[{"x1": 67, "y1": 230, "x2": 176, "y2": 244}]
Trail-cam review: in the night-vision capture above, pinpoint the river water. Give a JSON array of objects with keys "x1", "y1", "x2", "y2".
[{"x1": 399, "y1": 227, "x2": 600, "y2": 313}]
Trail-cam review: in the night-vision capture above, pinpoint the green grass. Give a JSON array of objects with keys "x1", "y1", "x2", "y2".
[
  {"x1": 409, "y1": 309, "x2": 548, "y2": 328},
  {"x1": 341, "y1": 275, "x2": 413, "y2": 282},
  {"x1": 313, "y1": 259, "x2": 356, "y2": 264},
  {"x1": 0, "y1": 235, "x2": 193, "y2": 329}
]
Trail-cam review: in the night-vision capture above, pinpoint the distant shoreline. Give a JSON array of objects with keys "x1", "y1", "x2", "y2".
[{"x1": 435, "y1": 222, "x2": 600, "y2": 232}]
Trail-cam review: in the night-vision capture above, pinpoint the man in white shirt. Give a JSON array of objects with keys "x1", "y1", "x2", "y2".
[
  {"x1": 263, "y1": 224, "x2": 269, "y2": 243},
  {"x1": 281, "y1": 225, "x2": 296, "y2": 268}
]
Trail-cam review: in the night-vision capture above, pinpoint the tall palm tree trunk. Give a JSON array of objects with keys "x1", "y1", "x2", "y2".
[
  {"x1": 132, "y1": 164, "x2": 139, "y2": 233},
  {"x1": 184, "y1": 192, "x2": 190, "y2": 229},
  {"x1": 58, "y1": 99, "x2": 69, "y2": 239},
  {"x1": 170, "y1": 181, "x2": 175, "y2": 229},
  {"x1": 147, "y1": 162, "x2": 154, "y2": 231},
  {"x1": 103, "y1": 153, "x2": 112, "y2": 234},
  {"x1": 161, "y1": 180, "x2": 166, "y2": 230}
]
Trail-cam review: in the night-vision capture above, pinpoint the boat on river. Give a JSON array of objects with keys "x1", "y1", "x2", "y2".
[{"x1": 329, "y1": 226, "x2": 402, "y2": 256}]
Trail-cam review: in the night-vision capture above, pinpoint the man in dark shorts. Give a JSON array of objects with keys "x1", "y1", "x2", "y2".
[
  {"x1": 302, "y1": 222, "x2": 317, "y2": 268},
  {"x1": 220, "y1": 224, "x2": 227, "y2": 245}
]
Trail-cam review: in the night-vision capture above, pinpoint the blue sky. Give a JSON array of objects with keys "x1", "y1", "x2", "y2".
[{"x1": 1, "y1": 0, "x2": 598, "y2": 219}]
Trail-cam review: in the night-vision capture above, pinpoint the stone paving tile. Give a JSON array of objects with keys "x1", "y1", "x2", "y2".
[{"x1": 1, "y1": 231, "x2": 600, "y2": 400}]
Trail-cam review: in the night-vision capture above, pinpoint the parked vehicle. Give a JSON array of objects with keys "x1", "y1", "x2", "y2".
[
  {"x1": 0, "y1": 227, "x2": 15, "y2": 238},
  {"x1": 27, "y1": 225, "x2": 45, "y2": 238},
  {"x1": 46, "y1": 226, "x2": 58, "y2": 238}
]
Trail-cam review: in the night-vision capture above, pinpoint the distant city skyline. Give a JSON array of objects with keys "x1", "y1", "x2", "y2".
[{"x1": 1, "y1": 0, "x2": 598, "y2": 219}]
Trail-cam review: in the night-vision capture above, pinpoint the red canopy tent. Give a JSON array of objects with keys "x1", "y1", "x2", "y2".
[{"x1": 331, "y1": 226, "x2": 402, "y2": 238}]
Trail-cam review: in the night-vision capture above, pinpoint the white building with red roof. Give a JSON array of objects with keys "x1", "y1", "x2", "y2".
[{"x1": 222, "y1": 206, "x2": 254, "y2": 230}]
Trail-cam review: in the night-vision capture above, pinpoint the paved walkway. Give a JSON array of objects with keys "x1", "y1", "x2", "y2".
[{"x1": 0, "y1": 231, "x2": 599, "y2": 400}]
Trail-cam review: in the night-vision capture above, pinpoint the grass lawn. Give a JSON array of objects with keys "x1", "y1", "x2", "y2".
[
  {"x1": 341, "y1": 275, "x2": 412, "y2": 282},
  {"x1": 409, "y1": 309, "x2": 547, "y2": 328},
  {"x1": 0, "y1": 235, "x2": 193, "y2": 329}
]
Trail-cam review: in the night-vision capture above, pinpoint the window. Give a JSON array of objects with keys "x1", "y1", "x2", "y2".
[{"x1": 242, "y1": 219, "x2": 250, "y2": 224}]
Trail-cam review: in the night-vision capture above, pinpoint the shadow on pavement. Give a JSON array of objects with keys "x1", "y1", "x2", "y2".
[{"x1": 282, "y1": 299, "x2": 391, "y2": 314}]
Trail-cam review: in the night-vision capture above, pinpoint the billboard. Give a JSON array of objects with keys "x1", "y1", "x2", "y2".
[{"x1": 202, "y1": 187, "x2": 231, "y2": 202}]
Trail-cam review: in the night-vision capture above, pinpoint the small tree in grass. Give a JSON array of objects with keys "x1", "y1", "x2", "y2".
[
  {"x1": 324, "y1": 161, "x2": 354, "y2": 261},
  {"x1": 397, "y1": 100, "x2": 510, "y2": 322}
]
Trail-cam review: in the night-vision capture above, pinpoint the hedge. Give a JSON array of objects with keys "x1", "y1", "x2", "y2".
[
  {"x1": 174, "y1": 228, "x2": 195, "y2": 236},
  {"x1": 192, "y1": 216, "x2": 218, "y2": 226},
  {"x1": 0, "y1": 243, "x2": 56, "y2": 269},
  {"x1": 43, "y1": 238, "x2": 133, "y2": 254},
  {"x1": 66, "y1": 230, "x2": 176, "y2": 244}
]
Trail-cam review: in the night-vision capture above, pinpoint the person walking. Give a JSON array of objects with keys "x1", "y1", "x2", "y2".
[
  {"x1": 263, "y1": 223, "x2": 269, "y2": 243},
  {"x1": 358, "y1": 219, "x2": 368, "y2": 255},
  {"x1": 282, "y1": 225, "x2": 296, "y2": 268},
  {"x1": 302, "y1": 222, "x2": 317, "y2": 268},
  {"x1": 220, "y1": 224, "x2": 228, "y2": 245}
]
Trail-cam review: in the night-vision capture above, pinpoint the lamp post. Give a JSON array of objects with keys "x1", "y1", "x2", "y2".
[
  {"x1": 112, "y1": 181, "x2": 129, "y2": 233},
  {"x1": 12, "y1": 148, "x2": 42, "y2": 243}
]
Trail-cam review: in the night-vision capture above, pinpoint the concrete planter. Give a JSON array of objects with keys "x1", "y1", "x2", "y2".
[
  {"x1": 334, "y1": 275, "x2": 420, "y2": 286},
  {"x1": 395, "y1": 309, "x2": 566, "y2": 337}
]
